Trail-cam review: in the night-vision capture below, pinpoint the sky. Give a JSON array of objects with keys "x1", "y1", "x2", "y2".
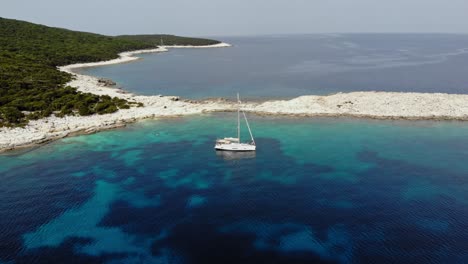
[{"x1": 1, "y1": 0, "x2": 468, "y2": 36}]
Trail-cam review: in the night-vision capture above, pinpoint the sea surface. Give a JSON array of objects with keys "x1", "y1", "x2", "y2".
[
  {"x1": 1, "y1": 115, "x2": 468, "y2": 263},
  {"x1": 79, "y1": 34, "x2": 468, "y2": 99},
  {"x1": 2, "y1": 34, "x2": 468, "y2": 263}
]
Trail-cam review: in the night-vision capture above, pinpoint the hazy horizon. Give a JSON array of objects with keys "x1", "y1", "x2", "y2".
[
  {"x1": 2, "y1": 0, "x2": 468, "y2": 36},
  {"x1": 2, "y1": 15, "x2": 468, "y2": 38}
]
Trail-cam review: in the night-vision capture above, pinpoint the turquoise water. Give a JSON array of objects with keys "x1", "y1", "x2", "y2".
[
  {"x1": 79, "y1": 34, "x2": 468, "y2": 99},
  {"x1": 1, "y1": 114, "x2": 468, "y2": 263}
]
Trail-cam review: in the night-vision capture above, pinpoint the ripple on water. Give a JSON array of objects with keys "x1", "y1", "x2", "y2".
[{"x1": 1, "y1": 115, "x2": 468, "y2": 263}]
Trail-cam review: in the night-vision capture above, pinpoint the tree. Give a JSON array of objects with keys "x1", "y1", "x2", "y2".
[{"x1": 0, "y1": 106, "x2": 24, "y2": 124}]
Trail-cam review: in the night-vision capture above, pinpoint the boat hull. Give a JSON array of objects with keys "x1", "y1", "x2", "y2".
[{"x1": 214, "y1": 143, "x2": 256, "y2": 152}]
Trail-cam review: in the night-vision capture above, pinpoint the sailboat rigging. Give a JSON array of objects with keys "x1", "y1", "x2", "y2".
[{"x1": 215, "y1": 93, "x2": 256, "y2": 151}]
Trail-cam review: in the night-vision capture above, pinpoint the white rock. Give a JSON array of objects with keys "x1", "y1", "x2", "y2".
[{"x1": 2, "y1": 45, "x2": 468, "y2": 152}]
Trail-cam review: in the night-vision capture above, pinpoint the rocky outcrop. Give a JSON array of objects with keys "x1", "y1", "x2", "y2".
[
  {"x1": 97, "y1": 78, "x2": 116, "y2": 87},
  {"x1": 2, "y1": 44, "x2": 467, "y2": 153}
]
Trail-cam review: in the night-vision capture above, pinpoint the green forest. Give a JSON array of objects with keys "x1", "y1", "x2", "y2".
[
  {"x1": 116, "y1": 34, "x2": 220, "y2": 46},
  {"x1": 0, "y1": 17, "x2": 220, "y2": 127}
]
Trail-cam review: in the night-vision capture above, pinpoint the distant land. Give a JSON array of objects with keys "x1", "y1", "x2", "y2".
[
  {"x1": 2, "y1": 17, "x2": 468, "y2": 153},
  {"x1": 0, "y1": 17, "x2": 220, "y2": 127}
]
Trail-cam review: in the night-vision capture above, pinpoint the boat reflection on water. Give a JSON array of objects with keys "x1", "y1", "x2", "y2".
[{"x1": 215, "y1": 150, "x2": 256, "y2": 161}]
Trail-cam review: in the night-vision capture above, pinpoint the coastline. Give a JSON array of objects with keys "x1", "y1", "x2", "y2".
[
  {"x1": 60, "y1": 42, "x2": 232, "y2": 74},
  {"x1": 2, "y1": 43, "x2": 468, "y2": 153},
  {"x1": 160, "y1": 43, "x2": 232, "y2": 49}
]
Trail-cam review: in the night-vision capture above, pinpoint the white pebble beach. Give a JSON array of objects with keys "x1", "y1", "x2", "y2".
[{"x1": 1, "y1": 43, "x2": 467, "y2": 152}]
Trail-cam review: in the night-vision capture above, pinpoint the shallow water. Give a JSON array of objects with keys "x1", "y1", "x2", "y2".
[
  {"x1": 1, "y1": 114, "x2": 468, "y2": 263},
  {"x1": 79, "y1": 34, "x2": 468, "y2": 99}
]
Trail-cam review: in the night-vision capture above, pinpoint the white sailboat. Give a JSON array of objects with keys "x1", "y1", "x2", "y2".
[{"x1": 215, "y1": 93, "x2": 256, "y2": 151}]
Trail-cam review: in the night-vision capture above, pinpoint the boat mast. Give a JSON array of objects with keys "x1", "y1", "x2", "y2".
[
  {"x1": 242, "y1": 111, "x2": 255, "y2": 145},
  {"x1": 237, "y1": 93, "x2": 240, "y2": 142}
]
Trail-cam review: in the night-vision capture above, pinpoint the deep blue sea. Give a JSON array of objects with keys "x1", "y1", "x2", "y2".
[
  {"x1": 1, "y1": 115, "x2": 468, "y2": 263},
  {"x1": 2, "y1": 34, "x2": 468, "y2": 263},
  {"x1": 79, "y1": 34, "x2": 468, "y2": 99}
]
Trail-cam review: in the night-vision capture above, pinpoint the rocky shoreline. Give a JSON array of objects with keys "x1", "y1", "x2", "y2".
[{"x1": 1, "y1": 43, "x2": 468, "y2": 153}]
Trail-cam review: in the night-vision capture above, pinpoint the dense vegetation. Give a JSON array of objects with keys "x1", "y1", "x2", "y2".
[
  {"x1": 0, "y1": 17, "x2": 220, "y2": 127},
  {"x1": 116, "y1": 34, "x2": 220, "y2": 46}
]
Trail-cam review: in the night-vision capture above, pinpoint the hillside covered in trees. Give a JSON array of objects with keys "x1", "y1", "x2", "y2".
[
  {"x1": 0, "y1": 17, "x2": 220, "y2": 127},
  {"x1": 116, "y1": 34, "x2": 220, "y2": 46}
]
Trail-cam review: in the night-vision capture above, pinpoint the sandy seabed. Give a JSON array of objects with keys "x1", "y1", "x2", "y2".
[{"x1": 1, "y1": 43, "x2": 468, "y2": 152}]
